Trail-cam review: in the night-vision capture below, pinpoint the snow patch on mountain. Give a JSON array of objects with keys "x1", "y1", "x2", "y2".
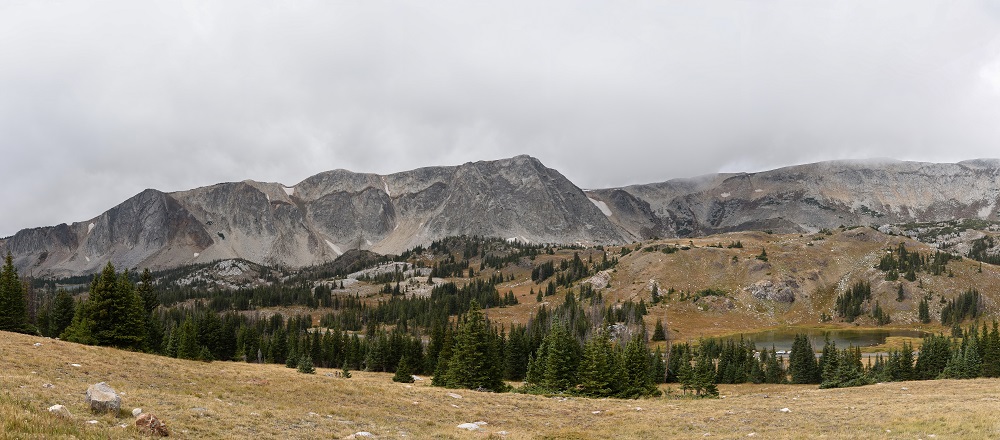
[{"x1": 588, "y1": 198, "x2": 612, "y2": 216}]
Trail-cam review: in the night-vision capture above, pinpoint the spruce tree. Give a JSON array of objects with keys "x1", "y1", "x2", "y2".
[
  {"x1": 297, "y1": 354, "x2": 316, "y2": 374},
  {"x1": 692, "y1": 352, "x2": 719, "y2": 397},
  {"x1": 788, "y1": 334, "x2": 819, "y2": 384},
  {"x1": 431, "y1": 326, "x2": 453, "y2": 386},
  {"x1": 651, "y1": 319, "x2": 666, "y2": 341},
  {"x1": 577, "y1": 329, "x2": 617, "y2": 397},
  {"x1": 393, "y1": 355, "x2": 415, "y2": 383},
  {"x1": 440, "y1": 301, "x2": 504, "y2": 391},
  {"x1": 66, "y1": 263, "x2": 148, "y2": 349},
  {"x1": 62, "y1": 297, "x2": 97, "y2": 345},
  {"x1": 918, "y1": 298, "x2": 931, "y2": 324},
  {"x1": 619, "y1": 333, "x2": 659, "y2": 398},
  {"x1": 49, "y1": 289, "x2": 76, "y2": 338},
  {"x1": 541, "y1": 322, "x2": 581, "y2": 392},
  {"x1": 0, "y1": 252, "x2": 29, "y2": 333}
]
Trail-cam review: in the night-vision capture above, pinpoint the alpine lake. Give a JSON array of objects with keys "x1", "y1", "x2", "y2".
[{"x1": 719, "y1": 328, "x2": 930, "y2": 354}]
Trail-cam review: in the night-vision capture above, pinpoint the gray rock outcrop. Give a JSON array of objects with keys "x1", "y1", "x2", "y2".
[{"x1": 746, "y1": 279, "x2": 798, "y2": 303}]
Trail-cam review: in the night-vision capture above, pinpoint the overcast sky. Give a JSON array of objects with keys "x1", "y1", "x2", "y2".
[{"x1": 2, "y1": 1, "x2": 1000, "y2": 237}]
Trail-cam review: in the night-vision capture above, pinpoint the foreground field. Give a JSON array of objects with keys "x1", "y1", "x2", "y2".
[{"x1": 2, "y1": 331, "x2": 999, "y2": 439}]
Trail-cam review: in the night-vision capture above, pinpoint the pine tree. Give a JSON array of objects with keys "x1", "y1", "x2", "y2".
[
  {"x1": 918, "y1": 297, "x2": 931, "y2": 324},
  {"x1": 65, "y1": 263, "x2": 148, "y2": 349},
  {"x1": 49, "y1": 289, "x2": 76, "y2": 338},
  {"x1": 756, "y1": 248, "x2": 768, "y2": 262},
  {"x1": 431, "y1": 326, "x2": 454, "y2": 387},
  {"x1": 297, "y1": 354, "x2": 316, "y2": 374},
  {"x1": 0, "y1": 252, "x2": 29, "y2": 333},
  {"x1": 62, "y1": 297, "x2": 97, "y2": 345},
  {"x1": 619, "y1": 333, "x2": 659, "y2": 398},
  {"x1": 651, "y1": 319, "x2": 666, "y2": 342},
  {"x1": 676, "y1": 348, "x2": 694, "y2": 394},
  {"x1": 788, "y1": 334, "x2": 819, "y2": 384},
  {"x1": 764, "y1": 348, "x2": 786, "y2": 384},
  {"x1": 899, "y1": 342, "x2": 915, "y2": 381},
  {"x1": 819, "y1": 339, "x2": 840, "y2": 388},
  {"x1": 393, "y1": 355, "x2": 415, "y2": 383},
  {"x1": 692, "y1": 352, "x2": 719, "y2": 397},
  {"x1": 440, "y1": 301, "x2": 505, "y2": 392},
  {"x1": 541, "y1": 322, "x2": 581, "y2": 392},
  {"x1": 177, "y1": 316, "x2": 200, "y2": 360},
  {"x1": 577, "y1": 329, "x2": 617, "y2": 397}
]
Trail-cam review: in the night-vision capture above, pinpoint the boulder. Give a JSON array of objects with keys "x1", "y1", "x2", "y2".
[
  {"x1": 133, "y1": 408, "x2": 143, "y2": 417},
  {"x1": 135, "y1": 413, "x2": 169, "y2": 437},
  {"x1": 85, "y1": 382, "x2": 121, "y2": 416},
  {"x1": 457, "y1": 421, "x2": 487, "y2": 431},
  {"x1": 48, "y1": 404, "x2": 72, "y2": 418}
]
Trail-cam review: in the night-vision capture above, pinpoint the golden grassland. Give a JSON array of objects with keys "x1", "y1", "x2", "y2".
[
  {"x1": 474, "y1": 228, "x2": 998, "y2": 343},
  {"x1": 4, "y1": 330, "x2": 1000, "y2": 439}
]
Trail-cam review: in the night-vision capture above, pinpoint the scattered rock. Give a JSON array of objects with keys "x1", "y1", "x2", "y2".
[
  {"x1": 779, "y1": 408, "x2": 791, "y2": 413},
  {"x1": 592, "y1": 410, "x2": 602, "y2": 414},
  {"x1": 446, "y1": 393, "x2": 462, "y2": 399},
  {"x1": 746, "y1": 279, "x2": 797, "y2": 303},
  {"x1": 86, "y1": 420, "x2": 99, "y2": 424},
  {"x1": 71, "y1": 364, "x2": 82, "y2": 367},
  {"x1": 135, "y1": 413, "x2": 169, "y2": 437},
  {"x1": 457, "y1": 422, "x2": 486, "y2": 431},
  {"x1": 48, "y1": 404, "x2": 72, "y2": 418},
  {"x1": 411, "y1": 375, "x2": 424, "y2": 381},
  {"x1": 344, "y1": 432, "x2": 375, "y2": 439},
  {"x1": 42, "y1": 383, "x2": 54, "y2": 388},
  {"x1": 133, "y1": 408, "x2": 143, "y2": 417},
  {"x1": 33, "y1": 342, "x2": 42, "y2": 347},
  {"x1": 85, "y1": 382, "x2": 121, "y2": 416}
]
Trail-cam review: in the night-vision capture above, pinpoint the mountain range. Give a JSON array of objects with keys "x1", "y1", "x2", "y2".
[{"x1": 3, "y1": 155, "x2": 999, "y2": 277}]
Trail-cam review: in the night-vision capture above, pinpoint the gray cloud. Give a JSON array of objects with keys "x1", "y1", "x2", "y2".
[{"x1": 2, "y1": 1, "x2": 1000, "y2": 236}]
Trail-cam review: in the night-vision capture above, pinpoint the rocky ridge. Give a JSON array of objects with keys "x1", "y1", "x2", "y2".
[
  {"x1": 1, "y1": 155, "x2": 625, "y2": 276},
  {"x1": 3, "y1": 156, "x2": 1000, "y2": 277}
]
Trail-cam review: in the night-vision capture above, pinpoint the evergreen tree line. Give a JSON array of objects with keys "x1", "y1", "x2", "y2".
[
  {"x1": 877, "y1": 243, "x2": 958, "y2": 281},
  {"x1": 674, "y1": 325, "x2": 1000, "y2": 391},
  {"x1": 0, "y1": 253, "x2": 33, "y2": 334},
  {"x1": 940, "y1": 288, "x2": 982, "y2": 326},
  {"x1": 967, "y1": 236, "x2": 1000, "y2": 266}
]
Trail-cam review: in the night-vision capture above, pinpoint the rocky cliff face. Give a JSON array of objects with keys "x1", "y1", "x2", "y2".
[
  {"x1": 5, "y1": 156, "x2": 1000, "y2": 277},
  {"x1": 589, "y1": 159, "x2": 1000, "y2": 240},
  {"x1": 0, "y1": 155, "x2": 627, "y2": 276}
]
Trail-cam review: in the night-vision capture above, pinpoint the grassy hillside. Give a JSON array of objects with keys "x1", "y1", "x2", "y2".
[
  {"x1": 3, "y1": 330, "x2": 1000, "y2": 439},
  {"x1": 407, "y1": 228, "x2": 999, "y2": 343}
]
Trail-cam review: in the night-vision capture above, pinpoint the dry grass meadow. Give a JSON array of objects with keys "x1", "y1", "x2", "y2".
[{"x1": 3, "y1": 330, "x2": 1000, "y2": 439}]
